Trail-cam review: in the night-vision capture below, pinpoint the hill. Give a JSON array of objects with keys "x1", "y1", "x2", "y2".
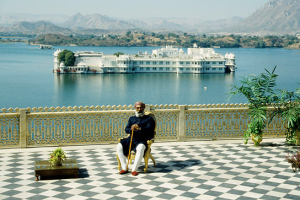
[
  {"x1": 62, "y1": 13, "x2": 137, "y2": 29},
  {"x1": 0, "y1": 13, "x2": 68, "y2": 26},
  {"x1": 0, "y1": 13, "x2": 244, "y2": 34},
  {"x1": 0, "y1": 21, "x2": 72, "y2": 35},
  {"x1": 229, "y1": 0, "x2": 300, "y2": 34}
]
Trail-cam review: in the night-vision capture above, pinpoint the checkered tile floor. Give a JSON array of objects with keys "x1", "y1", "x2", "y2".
[{"x1": 0, "y1": 138, "x2": 300, "y2": 200}]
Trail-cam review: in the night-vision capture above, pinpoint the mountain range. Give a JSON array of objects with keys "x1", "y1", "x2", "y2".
[
  {"x1": 1, "y1": 0, "x2": 300, "y2": 35},
  {"x1": 228, "y1": 0, "x2": 300, "y2": 34}
]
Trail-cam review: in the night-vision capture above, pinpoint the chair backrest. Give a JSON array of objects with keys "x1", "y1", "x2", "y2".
[{"x1": 145, "y1": 111, "x2": 156, "y2": 139}]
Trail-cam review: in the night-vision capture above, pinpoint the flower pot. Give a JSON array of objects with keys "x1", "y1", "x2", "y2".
[
  {"x1": 251, "y1": 134, "x2": 262, "y2": 146},
  {"x1": 295, "y1": 129, "x2": 300, "y2": 146},
  {"x1": 53, "y1": 157, "x2": 62, "y2": 166}
]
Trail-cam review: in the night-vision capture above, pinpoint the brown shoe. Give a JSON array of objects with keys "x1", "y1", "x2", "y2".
[
  {"x1": 131, "y1": 171, "x2": 138, "y2": 176},
  {"x1": 119, "y1": 170, "x2": 128, "y2": 174}
]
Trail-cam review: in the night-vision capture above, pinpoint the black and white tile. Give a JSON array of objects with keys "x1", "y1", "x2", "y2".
[{"x1": 0, "y1": 139, "x2": 299, "y2": 199}]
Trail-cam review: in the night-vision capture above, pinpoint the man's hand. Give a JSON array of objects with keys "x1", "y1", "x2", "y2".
[{"x1": 131, "y1": 124, "x2": 140, "y2": 130}]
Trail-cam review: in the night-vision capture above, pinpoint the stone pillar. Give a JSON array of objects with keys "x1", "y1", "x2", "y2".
[
  {"x1": 178, "y1": 105, "x2": 187, "y2": 142},
  {"x1": 19, "y1": 109, "x2": 27, "y2": 148}
]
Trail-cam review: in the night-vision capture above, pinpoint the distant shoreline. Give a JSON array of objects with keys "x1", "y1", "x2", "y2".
[
  {"x1": 2, "y1": 33, "x2": 300, "y2": 50},
  {"x1": 26, "y1": 33, "x2": 300, "y2": 49}
]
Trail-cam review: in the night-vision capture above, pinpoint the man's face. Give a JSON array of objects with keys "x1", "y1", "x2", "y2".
[{"x1": 135, "y1": 105, "x2": 144, "y2": 113}]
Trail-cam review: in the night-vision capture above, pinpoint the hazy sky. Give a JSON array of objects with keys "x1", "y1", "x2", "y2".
[{"x1": 1, "y1": 0, "x2": 270, "y2": 20}]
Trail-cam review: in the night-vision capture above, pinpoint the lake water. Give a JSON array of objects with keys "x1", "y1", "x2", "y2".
[{"x1": 0, "y1": 43, "x2": 299, "y2": 108}]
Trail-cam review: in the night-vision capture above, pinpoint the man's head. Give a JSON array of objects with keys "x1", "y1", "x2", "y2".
[{"x1": 134, "y1": 101, "x2": 145, "y2": 117}]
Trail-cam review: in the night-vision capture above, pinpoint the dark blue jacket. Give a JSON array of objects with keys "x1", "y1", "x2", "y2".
[{"x1": 121, "y1": 115, "x2": 155, "y2": 156}]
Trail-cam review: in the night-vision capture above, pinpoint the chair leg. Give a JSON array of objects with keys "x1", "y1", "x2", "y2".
[
  {"x1": 116, "y1": 153, "x2": 121, "y2": 171},
  {"x1": 150, "y1": 154, "x2": 156, "y2": 167},
  {"x1": 144, "y1": 156, "x2": 149, "y2": 173}
]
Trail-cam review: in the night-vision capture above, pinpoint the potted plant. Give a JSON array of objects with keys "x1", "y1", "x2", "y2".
[
  {"x1": 285, "y1": 149, "x2": 300, "y2": 172},
  {"x1": 49, "y1": 147, "x2": 67, "y2": 166},
  {"x1": 271, "y1": 88, "x2": 300, "y2": 145},
  {"x1": 230, "y1": 66, "x2": 278, "y2": 146}
]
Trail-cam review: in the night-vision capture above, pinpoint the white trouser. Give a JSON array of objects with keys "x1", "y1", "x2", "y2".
[{"x1": 117, "y1": 143, "x2": 146, "y2": 172}]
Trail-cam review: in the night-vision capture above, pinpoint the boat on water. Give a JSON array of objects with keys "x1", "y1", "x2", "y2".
[
  {"x1": 53, "y1": 44, "x2": 236, "y2": 74},
  {"x1": 39, "y1": 45, "x2": 53, "y2": 49}
]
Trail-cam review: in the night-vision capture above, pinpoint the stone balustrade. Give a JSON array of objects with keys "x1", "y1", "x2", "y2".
[{"x1": 0, "y1": 104, "x2": 286, "y2": 148}]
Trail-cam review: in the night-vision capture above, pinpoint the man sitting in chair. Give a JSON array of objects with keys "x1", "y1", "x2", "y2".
[{"x1": 117, "y1": 101, "x2": 155, "y2": 176}]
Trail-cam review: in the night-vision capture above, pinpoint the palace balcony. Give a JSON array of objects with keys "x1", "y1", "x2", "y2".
[{"x1": 0, "y1": 104, "x2": 285, "y2": 148}]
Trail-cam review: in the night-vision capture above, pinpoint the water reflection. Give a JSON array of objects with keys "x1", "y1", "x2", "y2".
[
  {"x1": 53, "y1": 73, "x2": 237, "y2": 106},
  {"x1": 3, "y1": 43, "x2": 300, "y2": 108}
]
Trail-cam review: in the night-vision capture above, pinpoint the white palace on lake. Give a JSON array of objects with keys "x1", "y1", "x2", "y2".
[{"x1": 53, "y1": 44, "x2": 236, "y2": 74}]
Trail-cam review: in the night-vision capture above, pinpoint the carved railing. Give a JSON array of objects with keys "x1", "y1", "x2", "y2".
[{"x1": 0, "y1": 104, "x2": 286, "y2": 148}]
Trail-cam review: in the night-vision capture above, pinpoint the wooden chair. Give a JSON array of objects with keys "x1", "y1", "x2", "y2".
[{"x1": 116, "y1": 112, "x2": 156, "y2": 173}]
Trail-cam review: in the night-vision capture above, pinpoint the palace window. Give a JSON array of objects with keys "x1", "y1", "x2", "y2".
[
  {"x1": 206, "y1": 62, "x2": 210, "y2": 64},
  {"x1": 219, "y1": 62, "x2": 223, "y2": 64},
  {"x1": 186, "y1": 62, "x2": 190, "y2": 64},
  {"x1": 206, "y1": 68, "x2": 210, "y2": 70},
  {"x1": 186, "y1": 68, "x2": 190, "y2": 70},
  {"x1": 180, "y1": 62, "x2": 183, "y2": 64},
  {"x1": 153, "y1": 61, "x2": 157, "y2": 65},
  {"x1": 159, "y1": 68, "x2": 163, "y2": 71},
  {"x1": 146, "y1": 61, "x2": 150, "y2": 65},
  {"x1": 212, "y1": 62, "x2": 216, "y2": 64},
  {"x1": 179, "y1": 68, "x2": 183, "y2": 70},
  {"x1": 140, "y1": 67, "x2": 143, "y2": 70},
  {"x1": 153, "y1": 67, "x2": 157, "y2": 70},
  {"x1": 173, "y1": 68, "x2": 176, "y2": 70},
  {"x1": 166, "y1": 61, "x2": 170, "y2": 65},
  {"x1": 159, "y1": 61, "x2": 163, "y2": 65},
  {"x1": 212, "y1": 68, "x2": 216, "y2": 70},
  {"x1": 166, "y1": 67, "x2": 170, "y2": 70},
  {"x1": 146, "y1": 68, "x2": 150, "y2": 71},
  {"x1": 133, "y1": 61, "x2": 137, "y2": 64},
  {"x1": 172, "y1": 62, "x2": 176, "y2": 64},
  {"x1": 219, "y1": 68, "x2": 223, "y2": 70},
  {"x1": 139, "y1": 61, "x2": 143, "y2": 64}
]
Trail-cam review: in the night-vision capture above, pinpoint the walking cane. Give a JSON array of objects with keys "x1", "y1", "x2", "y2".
[{"x1": 126, "y1": 129, "x2": 134, "y2": 172}]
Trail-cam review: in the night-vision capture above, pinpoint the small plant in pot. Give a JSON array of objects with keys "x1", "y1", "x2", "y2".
[
  {"x1": 230, "y1": 66, "x2": 278, "y2": 146},
  {"x1": 49, "y1": 147, "x2": 67, "y2": 166},
  {"x1": 285, "y1": 149, "x2": 300, "y2": 172}
]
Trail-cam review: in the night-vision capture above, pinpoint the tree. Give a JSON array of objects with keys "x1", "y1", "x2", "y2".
[
  {"x1": 175, "y1": 39, "x2": 181, "y2": 44},
  {"x1": 58, "y1": 50, "x2": 67, "y2": 63},
  {"x1": 255, "y1": 40, "x2": 266, "y2": 48},
  {"x1": 58, "y1": 50, "x2": 75, "y2": 66},
  {"x1": 141, "y1": 41, "x2": 147, "y2": 46},
  {"x1": 168, "y1": 33, "x2": 179, "y2": 38},
  {"x1": 65, "y1": 52, "x2": 75, "y2": 66},
  {"x1": 183, "y1": 33, "x2": 187, "y2": 36},
  {"x1": 113, "y1": 52, "x2": 124, "y2": 57},
  {"x1": 126, "y1": 31, "x2": 131, "y2": 37},
  {"x1": 156, "y1": 34, "x2": 164, "y2": 40}
]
